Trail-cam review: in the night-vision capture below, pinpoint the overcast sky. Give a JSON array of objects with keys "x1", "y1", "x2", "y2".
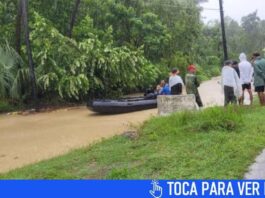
[{"x1": 201, "y1": 0, "x2": 265, "y2": 23}]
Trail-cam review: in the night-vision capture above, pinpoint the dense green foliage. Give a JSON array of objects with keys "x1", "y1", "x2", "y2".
[
  {"x1": 0, "y1": 0, "x2": 219, "y2": 103},
  {"x1": 1, "y1": 0, "x2": 265, "y2": 105},
  {"x1": 209, "y1": 12, "x2": 265, "y2": 60},
  {"x1": 0, "y1": 42, "x2": 23, "y2": 98},
  {"x1": 2, "y1": 106, "x2": 265, "y2": 179},
  {"x1": 30, "y1": 12, "x2": 160, "y2": 99}
]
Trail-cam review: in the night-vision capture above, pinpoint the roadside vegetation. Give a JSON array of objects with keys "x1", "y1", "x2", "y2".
[
  {"x1": 1, "y1": 0, "x2": 265, "y2": 112},
  {"x1": 0, "y1": 100, "x2": 21, "y2": 113},
  {"x1": 1, "y1": 106, "x2": 265, "y2": 179}
]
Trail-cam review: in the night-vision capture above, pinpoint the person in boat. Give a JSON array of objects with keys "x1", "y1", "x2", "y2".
[
  {"x1": 252, "y1": 52, "x2": 265, "y2": 106},
  {"x1": 185, "y1": 64, "x2": 203, "y2": 107},
  {"x1": 155, "y1": 80, "x2": 164, "y2": 94},
  {"x1": 238, "y1": 53, "x2": 253, "y2": 105},
  {"x1": 221, "y1": 60, "x2": 242, "y2": 106},
  {"x1": 159, "y1": 79, "x2": 171, "y2": 95},
  {"x1": 169, "y1": 68, "x2": 184, "y2": 95},
  {"x1": 143, "y1": 86, "x2": 156, "y2": 100}
]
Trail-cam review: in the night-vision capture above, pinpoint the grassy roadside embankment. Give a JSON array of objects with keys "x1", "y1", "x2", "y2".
[{"x1": 1, "y1": 106, "x2": 265, "y2": 179}]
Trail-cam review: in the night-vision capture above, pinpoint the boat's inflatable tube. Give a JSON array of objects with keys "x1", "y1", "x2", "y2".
[{"x1": 89, "y1": 97, "x2": 157, "y2": 114}]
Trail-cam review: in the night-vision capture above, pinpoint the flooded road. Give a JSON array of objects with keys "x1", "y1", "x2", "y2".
[
  {"x1": 0, "y1": 77, "x2": 223, "y2": 173},
  {"x1": 0, "y1": 108, "x2": 156, "y2": 173},
  {"x1": 199, "y1": 76, "x2": 224, "y2": 107}
]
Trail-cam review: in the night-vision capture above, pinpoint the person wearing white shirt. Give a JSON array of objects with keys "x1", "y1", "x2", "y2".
[
  {"x1": 221, "y1": 60, "x2": 242, "y2": 106},
  {"x1": 169, "y1": 68, "x2": 184, "y2": 95},
  {"x1": 238, "y1": 53, "x2": 253, "y2": 105}
]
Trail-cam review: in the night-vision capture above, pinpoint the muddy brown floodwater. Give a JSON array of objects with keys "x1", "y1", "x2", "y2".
[
  {"x1": 0, "y1": 77, "x2": 224, "y2": 173},
  {"x1": 0, "y1": 108, "x2": 156, "y2": 173}
]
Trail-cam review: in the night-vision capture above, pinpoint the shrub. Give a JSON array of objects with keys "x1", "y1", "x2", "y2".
[
  {"x1": 30, "y1": 12, "x2": 160, "y2": 100},
  {"x1": 184, "y1": 107, "x2": 243, "y2": 132},
  {"x1": 0, "y1": 100, "x2": 15, "y2": 113}
]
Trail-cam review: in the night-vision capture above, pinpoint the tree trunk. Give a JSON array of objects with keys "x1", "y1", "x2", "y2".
[
  {"x1": 15, "y1": 0, "x2": 23, "y2": 55},
  {"x1": 21, "y1": 0, "x2": 38, "y2": 108},
  {"x1": 67, "y1": 0, "x2": 81, "y2": 38}
]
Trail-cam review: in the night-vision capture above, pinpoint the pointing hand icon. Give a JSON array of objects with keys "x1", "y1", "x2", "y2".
[{"x1": 150, "y1": 181, "x2": 163, "y2": 198}]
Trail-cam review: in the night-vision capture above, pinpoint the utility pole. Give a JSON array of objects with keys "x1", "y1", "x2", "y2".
[{"x1": 219, "y1": 0, "x2": 228, "y2": 61}]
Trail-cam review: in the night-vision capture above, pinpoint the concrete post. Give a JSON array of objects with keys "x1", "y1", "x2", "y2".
[{"x1": 157, "y1": 95, "x2": 198, "y2": 116}]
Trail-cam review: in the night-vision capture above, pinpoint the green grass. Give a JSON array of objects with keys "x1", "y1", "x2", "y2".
[{"x1": 1, "y1": 106, "x2": 265, "y2": 179}]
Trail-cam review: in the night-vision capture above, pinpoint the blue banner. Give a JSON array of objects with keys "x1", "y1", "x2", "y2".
[{"x1": 0, "y1": 180, "x2": 265, "y2": 198}]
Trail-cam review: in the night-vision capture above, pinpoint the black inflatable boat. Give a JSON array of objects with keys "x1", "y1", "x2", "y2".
[{"x1": 89, "y1": 96, "x2": 157, "y2": 114}]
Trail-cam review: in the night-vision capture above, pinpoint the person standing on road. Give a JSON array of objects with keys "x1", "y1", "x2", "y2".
[
  {"x1": 238, "y1": 53, "x2": 253, "y2": 105},
  {"x1": 252, "y1": 52, "x2": 265, "y2": 106},
  {"x1": 185, "y1": 64, "x2": 203, "y2": 107},
  {"x1": 221, "y1": 60, "x2": 242, "y2": 106}
]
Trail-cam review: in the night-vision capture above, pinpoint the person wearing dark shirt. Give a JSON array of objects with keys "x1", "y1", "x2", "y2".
[
  {"x1": 232, "y1": 60, "x2": 242, "y2": 103},
  {"x1": 232, "y1": 61, "x2": 240, "y2": 78},
  {"x1": 185, "y1": 64, "x2": 203, "y2": 107},
  {"x1": 169, "y1": 68, "x2": 184, "y2": 95},
  {"x1": 252, "y1": 52, "x2": 265, "y2": 105}
]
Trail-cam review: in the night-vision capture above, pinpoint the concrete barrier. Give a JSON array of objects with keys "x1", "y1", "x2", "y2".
[{"x1": 157, "y1": 95, "x2": 198, "y2": 116}]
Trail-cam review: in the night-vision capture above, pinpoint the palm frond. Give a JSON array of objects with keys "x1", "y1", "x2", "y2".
[
  {"x1": 10, "y1": 68, "x2": 30, "y2": 99},
  {"x1": 0, "y1": 42, "x2": 24, "y2": 98}
]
